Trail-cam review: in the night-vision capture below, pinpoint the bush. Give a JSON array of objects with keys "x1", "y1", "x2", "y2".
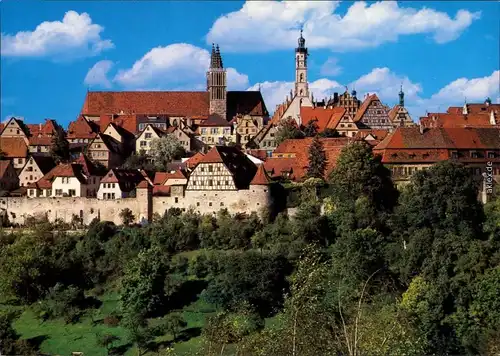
[
  {"x1": 34, "y1": 283, "x2": 86, "y2": 323},
  {"x1": 104, "y1": 314, "x2": 120, "y2": 327}
]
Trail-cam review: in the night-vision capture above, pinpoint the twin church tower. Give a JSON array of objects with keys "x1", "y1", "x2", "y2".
[{"x1": 206, "y1": 30, "x2": 310, "y2": 119}]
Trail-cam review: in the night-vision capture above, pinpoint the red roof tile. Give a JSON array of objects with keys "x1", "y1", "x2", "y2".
[
  {"x1": 199, "y1": 114, "x2": 231, "y2": 127},
  {"x1": 29, "y1": 136, "x2": 52, "y2": 146},
  {"x1": 353, "y1": 94, "x2": 380, "y2": 122},
  {"x1": 420, "y1": 112, "x2": 498, "y2": 129},
  {"x1": 99, "y1": 114, "x2": 139, "y2": 135},
  {"x1": 250, "y1": 164, "x2": 271, "y2": 185},
  {"x1": 300, "y1": 106, "x2": 345, "y2": 131},
  {"x1": 447, "y1": 103, "x2": 500, "y2": 115},
  {"x1": 67, "y1": 115, "x2": 99, "y2": 139},
  {"x1": 0, "y1": 137, "x2": 28, "y2": 157},
  {"x1": 0, "y1": 160, "x2": 12, "y2": 178},
  {"x1": 246, "y1": 149, "x2": 268, "y2": 162},
  {"x1": 81, "y1": 91, "x2": 210, "y2": 117},
  {"x1": 185, "y1": 152, "x2": 205, "y2": 169}
]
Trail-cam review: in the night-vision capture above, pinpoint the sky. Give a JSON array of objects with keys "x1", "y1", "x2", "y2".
[{"x1": 1, "y1": 0, "x2": 499, "y2": 127}]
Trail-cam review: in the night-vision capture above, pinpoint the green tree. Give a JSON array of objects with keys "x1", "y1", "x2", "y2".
[
  {"x1": 306, "y1": 136, "x2": 326, "y2": 179},
  {"x1": 328, "y1": 141, "x2": 398, "y2": 212},
  {"x1": 121, "y1": 151, "x2": 155, "y2": 171},
  {"x1": 303, "y1": 120, "x2": 318, "y2": 137},
  {"x1": 49, "y1": 129, "x2": 70, "y2": 163},
  {"x1": 120, "y1": 208, "x2": 135, "y2": 226},
  {"x1": 164, "y1": 313, "x2": 187, "y2": 341},
  {"x1": 149, "y1": 135, "x2": 185, "y2": 171},
  {"x1": 120, "y1": 246, "x2": 169, "y2": 319},
  {"x1": 318, "y1": 128, "x2": 341, "y2": 138},
  {"x1": 96, "y1": 333, "x2": 120, "y2": 355},
  {"x1": 275, "y1": 117, "x2": 304, "y2": 145},
  {"x1": 0, "y1": 311, "x2": 37, "y2": 355}
]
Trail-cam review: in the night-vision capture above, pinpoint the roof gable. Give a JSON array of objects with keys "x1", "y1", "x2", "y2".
[
  {"x1": 250, "y1": 164, "x2": 271, "y2": 185},
  {"x1": 226, "y1": 91, "x2": 268, "y2": 119}
]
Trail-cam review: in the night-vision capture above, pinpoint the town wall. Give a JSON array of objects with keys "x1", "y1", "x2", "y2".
[{"x1": 0, "y1": 185, "x2": 272, "y2": 226}]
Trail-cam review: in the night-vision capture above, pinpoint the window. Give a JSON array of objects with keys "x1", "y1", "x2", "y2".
[
  {"x1": 18, "y1": 158, "x2": 23, "y2": 164},
  {"x1": 209, "y1": 165, "x2": 213, "y2": 172},
  {"x1": 471, "y1": 151, "x2": 479, "y2": 158},
  {"x1": 208, "y1": 180, "x2": 213, "y2": 186},
  {"x1": 200, "y1": 167, "x2": 204, "y2": 172},
  {"x1": 209, "y1": 202, "x2": 212, "y2": 207},
  {"x1": 55, "y1": 189, "x2": 63, "y2": 196},
  {"x1": 68, "y1": 189, "x2": 76, "y2": 196},
  {"x1": 220, "y1": 202, "x2": 224, "y2": 206},
  {"x1": 140, "y1": 141, "x2": 147, "y2": 147},
  {"x1": 112, "y1": 183, "x2": 115, "y2": 188},
  {"x1": 487, "y1": 152, "x2": 495, "y2": 158},
  {"x1": 29, "y1": 175, "x2": 33, "y2": 180},
  {"x1": 225, "y1": 180, "x2": 229, "y2": 185},
  {"x1": 201, "y1": 128, "x2": 207, "y2": 134},
  {"x1": 197, "y1": 202, "x2": 200, "y2": 206},
  {"x1": 451, "y1": 151, "x2": 458, "y2": 159},
  {"x1": 175, "y1": 197, "x2": 178, "y2": 203},
  {"x1": 145, "y1": 133, "x2": 152, "y2": 139},
  {"x1": 29, "y1": 189, "x2": 34, "y2": 196}
]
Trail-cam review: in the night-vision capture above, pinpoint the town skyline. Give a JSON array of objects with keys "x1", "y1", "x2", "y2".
[{"x1": 1, "y1": 0, "x2": 499, "y2": 125}]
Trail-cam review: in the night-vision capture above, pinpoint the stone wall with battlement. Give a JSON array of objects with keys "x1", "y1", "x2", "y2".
[{"x1": 0, "y1": 185, "x2": 272, "y2": 226}]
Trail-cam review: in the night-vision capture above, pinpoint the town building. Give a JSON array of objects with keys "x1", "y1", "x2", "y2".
[
  {"x1": 98, "y1": 168, "x2": 149, "y2": 200},
  {"x1": 353, "y1": 94, "x2": 394, "y2": 130},
  {"x1": 87, "y1": 133, "x2": 124, "y2": 169},
  {"x1": 387, "y1": 87, "x2": 415, "y2": 128},
  {"x1": 373, "y1": 126, "x2": 500, "y2": 201},
  {"x1": 18, "y1": 155, "x2": 56, "y2": 187},
  {"x1": 233, "y1": 114, "x2": 265, "y2": 147},
  {"x1": 327, "y1": 89, "x2": 361, "y2": 118},
  {"x1": 0, "y1": 160, "x2": 19, "y2": 194},
  {"x1": 0, "y1": 137, "x2": 28, "y2": 170},
  {"x1": 197, "y1": 114, "x2": 235, "y2": 146}
]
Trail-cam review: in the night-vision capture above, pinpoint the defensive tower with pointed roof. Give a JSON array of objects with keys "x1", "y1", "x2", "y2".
[{"x1": 207, "y1": 44, "x2": 227, "y2": 120}]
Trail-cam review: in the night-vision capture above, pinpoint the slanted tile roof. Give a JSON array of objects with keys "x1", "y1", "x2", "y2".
[
  {"x1": 420, "y1": 112, "x2": 499, "y2": 128},
  {"x1": 185, "y1": 152, "x2": 205, "y2": 169},
  {"x1": 0, "y1": 137, "x2": 28, "y2": 158},
  {"x1": 81, "y1": 91, "x2": 210, "y2": 117},
  {"x1": 300, "y1": 106, "x2": 345, "y2": 131},
  {"x1": 265, "y1": 137, "x2": 351, "y2": 181},
  {"x1": 75, "y1": 153, "x2": 105, "y2": 176},
  {"x1": 29, "y1": 136, "x2": 53, "y2": 146},
  {"x1": 31, "y1": 155, "x2": 56, "y2": 175},
  {"x1": 226, "y1": 91, "x2": 268, "y2": 119},
  {"x1": 101, "y1": 168, "x2": 146, "y2": 191},
  {"x1": 100, "y1": 114, "x2": 139, "y2": 135},
  {"x1": 250, "y1": 164, "x2": 271, "y2": 185},
  {"x1": 67, "y1": 115, "x2": 99, "y2": 140},
  {"x1": 199, "y1": 114, "x2": 231, "y2": 127},
  {"x1": 447, "y1": 103, "x2": 500, "y2": 115}
]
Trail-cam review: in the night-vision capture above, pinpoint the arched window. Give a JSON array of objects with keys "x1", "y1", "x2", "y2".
[
  {"x1": 300, "y1": 73, "x2": 304, "y2": 82},
  {"x1": 300, "y1": 89, "x2": 303, "y2": 96}
]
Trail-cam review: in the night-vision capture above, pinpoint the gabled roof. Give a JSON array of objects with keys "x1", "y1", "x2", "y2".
[
  {"x1": 26, "y1": 119, "x2": 60, "y2": 137},
  {"x1": 388, "y1": 105, "x2": 401, "y2": 121},
  {"x1": 30, "y1": 155, "x2": 56, "y2": 175},
  {"x1": 81, "y1": 91, "x2": 210, "y2": 117},
  {"x1": 374, "y1": 127, "x2": 500, "y2": 150},
  {"x1": 92, "y1": 133, "x2": 122, "y2": 154},
  {"x1": 45, "y1": 164, "x2": 87, "y2": 183},
  {"x1": 105, "y1": 122, "x2": 136, "y2": 141},
  {"x1": 74, "y1": 153, "x2": 105, "y2": 176},
  {"x1": 0, "y1": 137, "x2": 28, "y2": 157},
  {"x1": 185, "y1": 152, "x2": 205, "y2": 169},
  {"x1": 300, "y1": 106, "x2": 346, "y2": 131},
  {"x1": 101, "y1": 168, "x2": 146, "y2": 191},
  {"x1": 1, "y1": 117, "x2": 30, "y2": 136},
  {"x1": 250, "y1": 164, "x2": 271, "y2": 185},
  {"x1": 447, "y1": 103, "x2": 500, "y2": 115},
  {"x1": 199, "y1": 114, "x2": 231, "y2": 127},
  {"x1": 227, "y1": 91, "x2": 268, "y2": 119},
  {"x1": 353, "y1": 94, "x2": 381, "y2": 122},
  {"x1": 67, "y1": 115, "x2": 99, "y2": 139},
  {"x1": 419, "y1": 112, "x2": 499, "y2": 128},
  {"x1": 198, "y1": 146, "x2": 258, "y2": 188},
  {"x1": 100, "y1": 114, "x2": 139, "y2": 135},
  {"x1": 29, "y1": 136, "x2": 53, "y2": 146},
  {"x1": 153, "y1": 170, "x2": 187, "y2": 185}
]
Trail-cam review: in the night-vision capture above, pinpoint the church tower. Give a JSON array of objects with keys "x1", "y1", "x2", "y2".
[
  {"x1": 207, "y1": 44, "x2": 227, "y2": 119},
  {"x1": 399, "y1": 85, "x2": 405, "y2": 106},
  {"x1": 295, "y1": 29, "x2": 309, "y2": 98}
]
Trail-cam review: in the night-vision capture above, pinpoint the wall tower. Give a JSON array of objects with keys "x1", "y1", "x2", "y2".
[{"x1": 207, "y1": 44, "x2": 227, "y2": 119}]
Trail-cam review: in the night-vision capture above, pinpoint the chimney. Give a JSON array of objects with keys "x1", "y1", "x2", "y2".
[{"x1": 333, "y1": 92, "x2": 339, "y2": 103}]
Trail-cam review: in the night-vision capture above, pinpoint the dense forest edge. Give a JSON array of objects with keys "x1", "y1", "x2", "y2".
[{"x1": 1, "y1": 142, "x2": 499, "y2": 356}]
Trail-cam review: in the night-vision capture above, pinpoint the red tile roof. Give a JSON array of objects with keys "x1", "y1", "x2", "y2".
[
  {"x1": 374, "y1": 127, "x2": 500, "y2": 163},
  {"x1": 199, "y1": 114, "x2": 231, "y2": 127},
  {"x1": 265, "y1": 137, "x2": 351, "y2": 181},
  {"x1": 29, "y1": 136, "x2": 52, "y2": 146},
  {"x1": 81, "y1": 91, "x2": 210, "y2": 117},
  {"x1": 447, "y1": 103, "x2": 500, "y2": 115},
  {"x1": 67, "y1": 115, "x2": 99, "y2": 140},
  {"x1": 250, "y1": 164, "x2": 271, "y2": 185},
  {"x1": 153, "y1": 170, "x2": 186, "y2": 185},
  {"x1": 226, "y1": 91, "x2": 269, "y2": 118},
  {"x1": 0, "y1": 137, "x2": 28, "y2": 158},
  {"x1": 185, "y1": 152, "x2": 205, "y2": 169},
  {"x1": 420, "y1": 112, "x2": 498, "y2": 129},
  {"x1": 246, "y1": 149, "x2": 268, "y2": 162},
  {"x1": 99, "y1": 114, "x2": 138, "y2": 135},
  {"x1": 26, "y1": 119, "x2": 59, "y2": 137},
  {"x1": 300, "y1": 106, "x2": 346, "y2": 131}
]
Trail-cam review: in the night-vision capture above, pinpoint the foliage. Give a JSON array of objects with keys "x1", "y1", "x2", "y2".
[
  {"x1": 318, "y1": 128, "x2": 341, "y2": 138},
  {"x1": 164, "y1": 313, "x2": 187, "y2": 340},
  {"x1": 119, "y1": 208, "x2": 135, "y2": 226},
  {"x1": 121, "y1": 150, "x2": 156, "y2": 171},
  {"x1": 34, "y1": 283, "x2": 87, "y2": 323},
  {"x1": 0, "y1": 311, "x2": 37, "y2": 355},
  {"x1": 306, "y1": 136, "x2": 326, "y2": 179},
  {"x1": 149, "y1": 135, "x2": 185, "y2": 171},
  {"x1": 275, "y1": 117, "x2": 304, "y2": 145},
  {"x1": 302, "y1": 120, "x2": 318, "y2": 137},
  {"x1": 96, "y1": 332, "x2": 120, "y2": 354},
  {"x1": 49, "y1": 129, "x2": 70, "y2": 163}
]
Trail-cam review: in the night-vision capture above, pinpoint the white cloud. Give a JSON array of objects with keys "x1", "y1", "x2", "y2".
[
  {"x1": 249, "y1": 68, "x2": 499, "y2": 119},
  {"x1": 84, "y1": 60, "x2": 114, "y2": 88},
  {"x1": 207, "y1": 1, "x2": 481, "y2": 52},
  {"x1": 320, "y1": 57, "x2": 342, "y2": 77},
  {"x1": 113, "y1": 43, "x2": 249, "y2": 90},
  {"x1": 1, "y1": 11, "x2": 114, "y2": 58},
  {"x1": 247, "y1": 78, "x2": 343, "y2": 112}
]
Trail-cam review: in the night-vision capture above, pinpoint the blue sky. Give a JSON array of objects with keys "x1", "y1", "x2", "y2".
[{"x1": 1, "y1": 0, "x2": 499, "y2": 127}]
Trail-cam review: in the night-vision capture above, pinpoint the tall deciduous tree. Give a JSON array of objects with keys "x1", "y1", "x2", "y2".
[
  {"x1": 275, "y1": 117, "x2": 304, "y2": 145},
  {"x1": 328, "y1": 141, "x2": 398, "y2": 212},
  {"x1": 50, "y1": 130, "x2": 70, "y2": 163},
  {"x1": 307, "y1": 136, "x2": 326, "y2": 179},
  {"x1": 149, "y1": 135, "x2": 185, "y2": 171}
]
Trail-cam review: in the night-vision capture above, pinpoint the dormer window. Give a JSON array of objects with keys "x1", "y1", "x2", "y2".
[
  {"x1": 470, "y1": 151, "x2": 479, "y2": 158},
  {"x1": 487, "y1": 151, "x2": 495, "y2": 159}
]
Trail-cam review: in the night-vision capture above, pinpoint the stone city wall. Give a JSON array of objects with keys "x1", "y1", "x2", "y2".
[{"x1": 0, "y1": 186, "x2": 272, "y2": 226}]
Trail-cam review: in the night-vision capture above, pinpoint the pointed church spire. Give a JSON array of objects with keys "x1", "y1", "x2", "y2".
[{"x1": 399, "y1": 84, "x2": 405, "y2": 106}]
